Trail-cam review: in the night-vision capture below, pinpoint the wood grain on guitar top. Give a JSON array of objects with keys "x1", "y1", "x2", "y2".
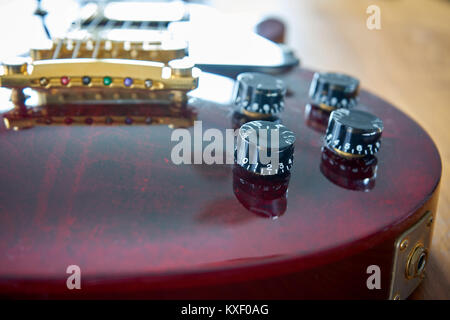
[{"x1": 215, "y1": 0, "x2": 450, "y2": 300}]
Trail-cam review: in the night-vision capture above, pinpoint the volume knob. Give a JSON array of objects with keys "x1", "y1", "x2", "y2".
[
  {"x1": 325, "y1": 109, "x2": 383, "y2": 158},
  {"x1": 309, "y1": 72, "x2": 359, "y2": 110},
  {"x1": 235, "y1": 120, "x2": 295, "y2": 175},
  {"x1": 234, "y1": 72, "x2": 287, "y2": 117}
]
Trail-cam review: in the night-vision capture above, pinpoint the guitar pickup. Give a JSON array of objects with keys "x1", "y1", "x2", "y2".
[{"x1": 0, "y1": 58, "x2": 200, "y2": 100}]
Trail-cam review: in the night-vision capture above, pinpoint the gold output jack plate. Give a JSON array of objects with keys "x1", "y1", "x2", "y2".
[{"x1": 405, "y1": 243, "x2": 428, "y2": 280}]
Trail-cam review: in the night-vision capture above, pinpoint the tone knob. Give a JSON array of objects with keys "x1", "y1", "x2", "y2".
[
  {"x1": 234, "y1": 72, "x2": 287, "y2": 117},
  {"x1": 325, "y1": 109, "x2": 383, "y2": 158},
  {"x1": 309, "y1": 72, "x2": 359, "y2": 110},
  {"x1": 235, "y1": 120, "x2": 295, "y2": 175}
]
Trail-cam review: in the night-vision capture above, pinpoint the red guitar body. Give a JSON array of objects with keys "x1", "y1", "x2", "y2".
[{"x1": 0, "y1": 69, "x2": 441, "y2": 299}]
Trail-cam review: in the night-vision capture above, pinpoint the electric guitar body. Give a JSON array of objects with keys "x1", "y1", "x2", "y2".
[{"x1": 0, "y1": 67, "x2": 441, "y2": 299}]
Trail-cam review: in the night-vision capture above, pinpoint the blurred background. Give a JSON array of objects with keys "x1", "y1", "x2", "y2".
[{"x1": 0, "y1": 0, "x2": 448, "y2": 299}]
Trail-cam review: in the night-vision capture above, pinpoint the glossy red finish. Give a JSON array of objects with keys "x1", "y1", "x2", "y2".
[
  {"x1": 0, "y1": 69, "x2": 441, "y2": 298},
  {"x1": 233, "y1": 165, "x2": 290, "y2": 219},
  {"x1": 320, "y1": 147, "x2": 378, "y2": 191},
  {"x1": 304, "y1": 103, "x2": 331, "y2": 133}
]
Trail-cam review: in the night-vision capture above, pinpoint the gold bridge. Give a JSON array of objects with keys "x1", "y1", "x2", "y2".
[
  {"x1": 0, "y1": 5, "x2": 200, "y2": 108},
  {"x1": 1, "y1": 58, "x2": 199, "y2": 90},
  {"x1": 31, "y1": 33, "x2": 187, "y2": 63}
]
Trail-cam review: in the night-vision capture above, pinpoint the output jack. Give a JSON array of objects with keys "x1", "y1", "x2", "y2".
[{"x1": 405, "y1": 243, "x2": 428, "y2": 279}]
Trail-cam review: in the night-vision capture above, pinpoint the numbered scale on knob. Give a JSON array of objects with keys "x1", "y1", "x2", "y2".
[
  {"x1": 233, "y1": 72, "x2": 287, "y2": 116},
  {"x1": 309, "y1": 72, "x2": 359, "y2": 110},
  {"x1": 325, "y1": 109, "x2": 383, "y2": 158},
  {"x1": 235, "y1": 120, "x2": 296, "y2": 176}
]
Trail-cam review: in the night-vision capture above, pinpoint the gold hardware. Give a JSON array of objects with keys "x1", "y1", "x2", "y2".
[
  {"x1": 241, "y1": 109, "x2": 275, "y2": 119},
  {"x1": 31, "y1": 31, "x2": 187, "y2": 64},
  {"x1": 389, "y1": 210, "x2": 433, "y2": 300},
  {"x1": 405, "y1": 243, "x2": 428, "y2": 280},
  {"x1": 2, "y1": 62, "x2": 28, "y2": 76},
  {"x1": 332, "y1": 147, "x2": 365, "y2": 159},
  {"x1": 39, "y1": 77, "x2": 49, "y2": 86},
  {"x1": 319, "y1": 103, "x2": 336, "y2": 112},
  {"x1": 1, "y1": 58, "x2": 200, "y2": 93},
  {"x1": 168, "y1": 58, "x2": 195, "y2": 77},
  {"x1": 399, "y1": 239, "x2": 409, "y2": 251}
]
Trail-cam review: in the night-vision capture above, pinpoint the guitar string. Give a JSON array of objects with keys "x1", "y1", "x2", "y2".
[
  {"x1": 52, "y1": 3, "x2": 83, "y2": 60},
  {"x1": 52, "y1": 4, "x2": 165, "y2": 61},
  {"x1": 92, "y1": 19, "x2": 115, "y2": 59},
  {"x1": 72, "y1": 12, "x2": 103, "y2": 59},
  {"x1": 52, "y1": 4, "x2": 83, "y2": 60},
  {"x1": 53, "y1": 4, "x2": 165, "y2": 60}
]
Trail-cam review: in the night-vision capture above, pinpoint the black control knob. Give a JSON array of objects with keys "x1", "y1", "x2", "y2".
[
  {"x1": 309, "y1": 72, "x2": 359, "y2": 110},
  {"x1": 235, "y1": 120, "x2": 295, "y2": 175},
  {"x1": 325, "y1": 109, "x2": 383, "y2": 157},
  {"x1": 234, "y1": 72, "x2": 287, "y2": 116}
]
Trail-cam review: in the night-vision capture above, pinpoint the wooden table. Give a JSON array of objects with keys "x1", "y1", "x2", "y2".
[{"x1": 215, "y1": 0, "x2": 450, "y2": 299}]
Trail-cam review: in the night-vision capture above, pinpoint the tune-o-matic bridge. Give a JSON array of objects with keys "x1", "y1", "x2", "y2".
[
  {"x1": 31, "y1": 31, "x2": 188, "y2": 63},
  {"x1": 0, "y1": 58, "x2": 200, "y2": 103}
]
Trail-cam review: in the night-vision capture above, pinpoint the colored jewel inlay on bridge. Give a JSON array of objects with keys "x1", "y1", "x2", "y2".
[
  {"x1": 60, "y1": 76, "x2": 70, "y2": 86},
  {"x1": 145, "y1": 79, "x2": 153, "y2": 88},
  {"x1": 82, "y1": 76, "x2": 91, "y2": 85},
  {"x1": 39, "y1": 77, "x2": 49, "y2": 86},
  {"x1": 124, "y1": 77, "x2": 133, "y2": 87},
  {"x1": 103, "y1": 76, "x2": 112, "y2": 86}
]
